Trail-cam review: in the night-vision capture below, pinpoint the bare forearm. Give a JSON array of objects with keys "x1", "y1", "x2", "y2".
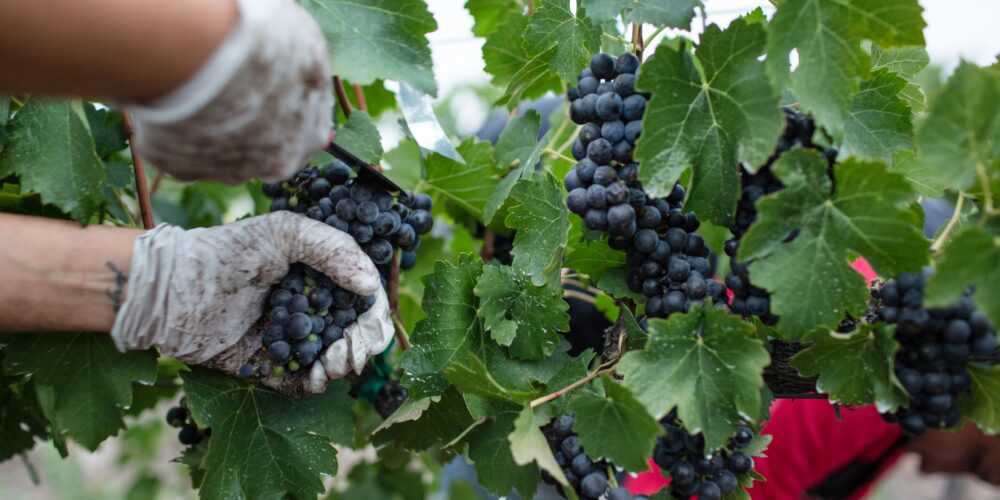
[
  {"x1": 0, "y1": 214, "x2": 143, "y2": 332},
  {"x1": 0, "y1": 0, "x2": 238, "y2": 102}
]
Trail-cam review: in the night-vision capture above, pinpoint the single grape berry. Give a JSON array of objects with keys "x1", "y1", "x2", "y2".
[
  {"x1": 166, "y1": 406, "x2": 188, "y2": 428},
  {"x1": 590, "y1": 53, "x2": 616, "y2": 79}
]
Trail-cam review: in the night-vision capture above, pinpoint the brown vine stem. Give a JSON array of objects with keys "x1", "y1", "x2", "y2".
[
  {"x1": 332, "y1": 76, "x2": 353, "y2": 119},
  {"x1": 631, "y1": 23, "x2": 644, "y2": 60},
  {"x1": 121, "y1": 112, "x2": 155, "y2": 229},
  {"x1": 150, "y1": 171, "x2": 165, "y2": 197},
  {"x1": 480, "y1": 230, "x2": 496, "y2": 261},
  {"x1": 351, "y1": 84, "x2": 368, "y2": 113},
  {"x1": 530, "y1": 359, "x2": 617, "y2": 408}
]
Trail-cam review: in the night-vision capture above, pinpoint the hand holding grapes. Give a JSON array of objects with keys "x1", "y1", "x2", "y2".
[{"x1": 110, "y1": 211, "x2": 394, "y2": 397}]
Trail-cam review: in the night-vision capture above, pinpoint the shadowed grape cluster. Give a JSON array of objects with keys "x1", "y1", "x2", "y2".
[
  {"x1": 565, "y1": 53, "x2": 726, "y2": 318},
  {"x1": 166, "y1": 398, "x2": 210, "y2": 446},
  {"x1": 723, "y1": 108, "x2": 838, "y2": 325},
  {"x1": 543, "y1": 413, "x2": 644, "y2": 500},
  {"x1": 876, "y1": 272, "x2": 998, "y2": 435},
  {"x1": 652, "y1": 411, "x2": 757, "y2": 499}
]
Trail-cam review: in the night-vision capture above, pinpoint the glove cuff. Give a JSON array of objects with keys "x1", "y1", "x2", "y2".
[{"x1": 110, "y1": 224, "x2": 179, "y2": 354}]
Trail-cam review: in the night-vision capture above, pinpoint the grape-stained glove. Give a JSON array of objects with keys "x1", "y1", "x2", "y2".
[
  {"x1": 110, "y1": 211, "x2": 395, "y2": 397},
  {"x1": 129, "y1": 0, "x2": 332, "y2": 184}
]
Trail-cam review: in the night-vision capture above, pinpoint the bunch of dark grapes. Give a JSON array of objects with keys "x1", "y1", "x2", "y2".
[
  {"x1": 165, "y1": 399, "x2": 210, "y2": 446},
  {"x1": 565, "y1": 52, "x2": 727, "y2": 318},
  {"x1": 652, "y1": 411, "x2": 757, "y2": 499},
  {"x1": 544, "y1": 413, "x2": 644, "y2": 500},
  {"x1": 723, "y1": 108, "x2": 838, "y2": 325},
  {"x1": 253, "y1": 160, "x2": 434, "y2": 375},
  {"x1": 875, "y1": 272, "x2": 998, "y2": 435}
]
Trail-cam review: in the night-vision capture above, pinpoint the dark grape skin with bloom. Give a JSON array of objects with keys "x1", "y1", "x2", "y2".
[
  {"x1": 543, "y1": 413, "x2": 645, "y2": 500},
  {"x1": 876, "y1": 271, "x2": 998, "y2": 435},
  {"x1": 565, "y1": 52, "x2": 727, "y2": 319},
  {"x1": 165, "y1": 399, "x2": 210, "y2": 446}
]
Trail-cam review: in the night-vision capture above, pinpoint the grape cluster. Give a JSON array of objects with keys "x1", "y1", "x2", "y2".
[
  {"x1": 564, "y1": 53, "x2": 726, "y2": 318},
  {"x1": 652, "y1": 411, "x2": 757, "y2": 499},
  {"x1": 875, "y1": 272, "x2": 998, "y2": 435},
  {"x1": 723, "y1": 108, "x2": 837, "y2": 325},
  {"x1": 544, "y1": 413, "x2": 643, "y2": 500},
  {"x1": 166, "y1": 399, "x2": 210, "y2": 446}
]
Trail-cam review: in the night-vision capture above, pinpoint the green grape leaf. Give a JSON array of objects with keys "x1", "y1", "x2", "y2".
[
  {"x1": 582, "y1": 0, "x2": 699, "y2": 29},
  {"x1": 0, "y1": 100, "x2": 107, "y2": 222},
  {"x1": 739, "y1": 150, "x2": 928, "y2": 337},
  {"x1": 383, "y1": 139, "x2": 423, "y2": 190},
  {"x1": 466, "y1": 0, "x2": 523, "y2": 36},
  {"x1": 961, "y1": 363, "x2": 1000, "y2": 435},
  {"x1": 871, "y1": 45, "x2": 930, "y2": 111},
  {"x1": 345, "y1": 80, "x2": 397, "y2": 119},
  {"x1": 766, "y1": 0, "x2": 926, "y2": 133},
  {"x1": 508, "y1": 405, "x2": 570, "y2": 488},
  {"x1": 2, "y1": 333, "x2": 156, "y2": 450},
  {"x1": 565, "y1": 238, "x2": 626, "y2": 282},
  {"x1": 485, "y1": 110, "x2": 548, "y2": 224},
  {"x1": 444, "y1": 352, "x2": 541, "y2": 404},
  {"x1": 83, "y1": 104, "x2": 127, "y2": 159},
  {"x1": 568, "y1": 377, "x2": 662, "y2": 471},
  {"x1": 484, "y1": 14, "x2": 563, "y2": 107},
  {"x1": 476, "y1": 264, "x2": 568, "y2": 357},
  {"x1": 889, "y1": 150, "x2": 945, "y2": 198},
  {"x1": 916, "y1": 62, "x2": 1000, "y2": 190},
  {"x1": 842, "y1": 69, "x2": 914, "y2": 159},
  {"x1": 302, "y1": 0, "x2": 438, "y2": 96},
  {"x1": 446, "y1": 342, "x2": 574, "y2": 405},
  {"x1": 465, "y1": 409, "x2": 539, "y2": 497},
  {"x1": 524, "y1": 0, "x2": 603, "y2": 83},
  {"x1": 619, "y1": 306, "x2": 769, "y2": 449},
  {"x1": 0, "y1": 367, "x2": 48, "y2": 462},
  {"x1": 926, "y1": 226, "x2": 1000, "y2": 329},
  {"x1": 181, "y1": 368, "x2": 354, "y2": 500},
  {"x1": 374, "y1": 388, "x2": 475, "y2": 451},
  {"x1": 423, "y1": 137, "x2": 500, "y2": 221},
  {"x1": 597, "y1": 265, "x2": 646, "y2": 302},
  {"x1": 0, "y1": 96, "x2": 8, "y2": 125},
  {"x1": 790, "y1": 325, "x2": 906, "y2": 408},
  {"x1": 507, "y1": 172, "x2": 572, "y2": 286},
  {"x1": 333, "y1": 110, "x2": 383, "y2": 164},
  {"x1": 400, "y1": 255, "x2": 485, "y2": 398},
  {"x1": 635, "y1": 15, "x2": 783, "y2": 226}
]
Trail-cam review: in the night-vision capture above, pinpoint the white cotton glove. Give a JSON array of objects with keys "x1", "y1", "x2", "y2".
[
  {"x1": 110, "y1": 211, "x2": 395, "y2": 397},
  {"x1": 129, "y1": 0, "x2": 332, "y2": 184}
]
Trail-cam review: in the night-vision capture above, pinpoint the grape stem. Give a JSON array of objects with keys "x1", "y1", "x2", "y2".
[
  {"x1": 530, "y1": 359, "x2": 616, "y2": 408},
  {"x1": 602, "y1": 32, "x2": 635, "y2": 50},
  {"x1": 976, "y1": 163, "x2": 995, "y2": 216},
  {"x1": 480, "y1": 229, "x2": 496, "y2": 261},
  {"x1": 552, "y1": 124, "x2": 582, "y2": 155},
  {"x1": 391, "y1": 312, "x2": 412, "y2": 350},
  {"x1": 351, "y1": 84, "x2": 367, "y2": 112},
  {"x1": 631, "y1": 23, "x2": 644, "y2": 60},
  {"x1": 121, "y1": 112, "x2": 155, "y2": 229},
  {"x1": 563, "y1": 289, "x2": 596, "y2": 305},
  {"x1": 544, "y1": 148, "x2": 576, "y2": 164},
  {"x1": 332, "y1": 76, "x2": 353, "y2": 119},
  {"x1": 930, "y1": 192, "x2": 964, "y2": 252},
  {"x1": 643, "y1": 25, "x2": 669, "y2": 48}
]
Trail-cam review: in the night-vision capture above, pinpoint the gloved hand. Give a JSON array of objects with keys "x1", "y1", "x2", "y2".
[
  {"x1": 110, "y1": 211, "x2": 395, "y2": 397},
  {"x1": 129, "y1": 0, "x2": 332, "y2": 184}
]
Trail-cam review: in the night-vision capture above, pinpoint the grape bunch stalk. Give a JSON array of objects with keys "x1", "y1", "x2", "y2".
[
  {"x1": 652, "y1": 411, "x2": 758, "y2": 499},
  {"x1": 250, "y1": 160, "x2": 434, "y2": 376},
  {"x1": 544, "y1": 413, "x2": 645, "y2": 500},
  {"x1": 875, "y1": 271, "x2": 998, "y2": 435},
  {"x1": 723, "y1": 108, "x2": 838, "y2": 325},
  {"x1": 564, "y1": 52, "x2": 727, "y2": 318},
  {"x1": 165, "y1": 398, "x2": 210, "y2": 446}
]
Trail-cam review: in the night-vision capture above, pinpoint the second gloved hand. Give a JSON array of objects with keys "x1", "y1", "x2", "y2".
[{"x1": 110, "y1": 211, "x2": 394, "y2": 397}]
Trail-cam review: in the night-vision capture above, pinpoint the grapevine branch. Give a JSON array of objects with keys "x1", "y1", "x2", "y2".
[
  {"x1": 631, "y1": 23, "x2": 644, "y2": 60},
  {"x1": 480, "y1": 229, "x2": 496, "y2": 261},
  {"x1": 351, "y1": 84, "x2": 368, "y2": 112},
  {"x1": 530, "y1": 359, "x2": 617, "y2": 408},
  {"x1": 121, "y1": 112, "x2": 155, "y2": 229},
  {"x1": 332, "y1": 76, "x2": 353, "y2": 119}
]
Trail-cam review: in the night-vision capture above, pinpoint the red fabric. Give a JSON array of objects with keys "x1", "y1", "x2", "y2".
[{"x1": 625, "y1": 259, "x2": 905, "y2": 497}]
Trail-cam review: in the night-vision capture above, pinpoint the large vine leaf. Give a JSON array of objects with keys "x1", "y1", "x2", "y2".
[
  {"x1": 400, "y1": 255, "x2": 485, "y2": 398},
  {"x1": 568, "y1": 377, "x2": 662, "y2": 471},
  {"x1": 870, "y1": 45, "x2": 930, "y2": 111},
  {"x1": 446, "y1": 342, "x2": 574, "y2": 405},
  {"x1": 475, "y1": 264, "x2": 568, "y2": 358},
  {"x1": 484, "y1": 15, "x2": 562, "y2": 107},
  {"x1": 961, "y1": 363, "x2": 1000, "y2": 434},
  {"x1": 465, "y1": 408, "x2": 539, "y2": 497},
  {"x1": 508, "y1": 406, "x2": 570, "y2": 488},
  {"x1": 2, "y1": 333, "x2": 157, "y2": 450},
  {"x1": 618, "y1": 306, "x2": 769, "y2": 450},
  {"x1": 422, "y1": 137, "x2": 501, "y2": 221},
  {"x1": 524, "y1": 0, "x2": 603, "y2": 83},
  {"x1": 916, "y1": 62, "x2": 1000, "y2": 190},
  {"x1": 842, "y1": 69, "x2": 914, "y2": 160},
  {"x1": 373, "y1": 388, "x2": 475, "y2": 451},
  {"x1": 739, "y1": 149, "x2": 928, "y2": 337},
  {"x1": 0, "y1": 100, "x2": 106, "y2": 222},
  {"x1": 466, "y1": 0, "x2": 523, "y2": 37},
  {"x1": 302, "y1": 0, "x2": 438, "y2": 96},
  {"x1": 181, "y1": 368, "x2": 354, "y2": 500},
  {"x1": 790, "y1": 325, "x2": 906, "y2": 409},
  {"x1": 484, "y1": 110, "x2": 548, "y2": 224},
  {"x1": 507, "y1": 172, "x2": 572, "y2": 286},
  {"x1": 565, "y1": 238, "x2": 626, "y2": 282},
  {"x1": 888, "y1": 149, "x2": 945, "y2": 198},
  {"x1": 635, "y1": 15, "x2": 783, "y2": 226},
  {"x1": 766, "y1": 0, "x2": 926, "y2": 134},
  {"x1": 83, "y1": 104, "x2": 127, "y2": 159},
  {"x1": 333, "y1": 111, "x2": 383, "y2": 164},
  {"x1": 926, "y1": 226, "x2": 1000, "y2": 330},
  {"x1": 444, "y1": 352, "x2": 541, "y2": 404},
  {"x1": 582, "y1": 0, "x2": 699, "y2": 29}
]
